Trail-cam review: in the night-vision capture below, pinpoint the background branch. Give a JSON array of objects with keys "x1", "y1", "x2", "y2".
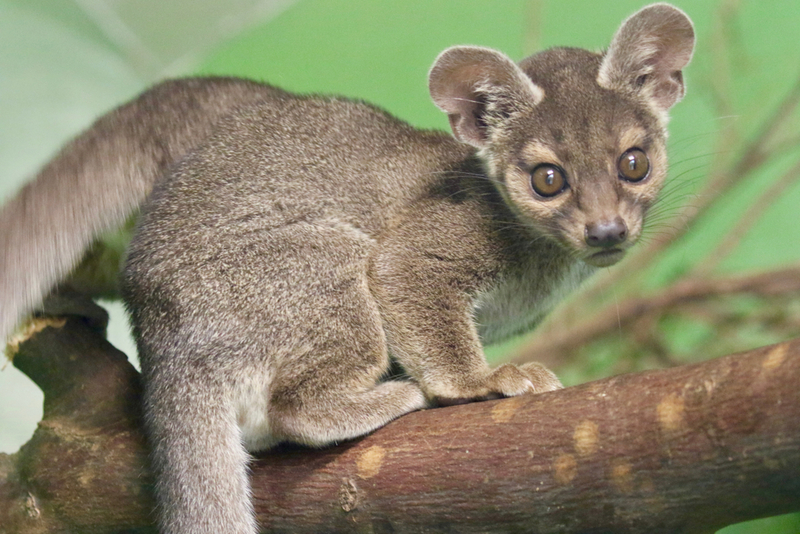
[
  {"x1": 692, "y1": 158, "x2": 800, "y2": 275},
  {"x1": 512, "y1": 266, "x2": 800, "y2": 368}
]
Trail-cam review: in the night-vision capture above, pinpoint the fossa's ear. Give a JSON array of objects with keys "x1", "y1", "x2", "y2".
[
  {"x1": 429, "y1": 46, "x2": 544, "y2": 149},
  {"x1": 598, "y1": 3, "x2": 695, "y2": 116}
]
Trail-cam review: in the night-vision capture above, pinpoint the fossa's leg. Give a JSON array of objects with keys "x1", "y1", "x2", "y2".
[
  {"x1": 131, "y1": 221, "x2": 426, "y2": 533},
  {"x1": 260, "y1": 223, "x2": 427, "y2": 445}
]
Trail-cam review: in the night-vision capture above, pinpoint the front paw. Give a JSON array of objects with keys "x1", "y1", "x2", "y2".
[
  {"x1": 518, "y1": 361, "x2": 562, "y2": 392},
  {"x1": 433, "y1": 362, "x2": 562, "y2": 406}
]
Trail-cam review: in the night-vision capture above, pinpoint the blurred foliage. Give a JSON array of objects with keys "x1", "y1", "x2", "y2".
[{"x1": 1, "y1": 0, "x2": 799, "y2": 531}]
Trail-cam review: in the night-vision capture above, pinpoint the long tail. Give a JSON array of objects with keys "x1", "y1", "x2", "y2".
[
  {"x1": 0, "y1": 77, "x2": 282, "y2": 340},
  {"x1": 144, "y1": 371, "x2": 257, "y2": 534}
]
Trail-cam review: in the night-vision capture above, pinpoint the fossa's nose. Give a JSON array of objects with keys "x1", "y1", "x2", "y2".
[{"x1": 585, "y1": 217, "x2": 627, "y2": 248}]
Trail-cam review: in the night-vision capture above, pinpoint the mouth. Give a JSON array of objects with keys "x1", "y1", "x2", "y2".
[{"x1": 584, "y1": 248, "x2": 626, "y2": 267}]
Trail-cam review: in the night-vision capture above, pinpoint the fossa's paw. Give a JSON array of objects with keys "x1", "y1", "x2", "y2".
[
  {"x1": 518, "y1": 361, "x2": 563, "y2": 393},
  {"x1": 433, "y1": 363, "x2": 560, "y2": 406}
]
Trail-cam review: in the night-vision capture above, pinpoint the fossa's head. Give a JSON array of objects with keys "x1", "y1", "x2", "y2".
[{"x1": 429, "y1": 3, "x2": 694, "y2": 267}]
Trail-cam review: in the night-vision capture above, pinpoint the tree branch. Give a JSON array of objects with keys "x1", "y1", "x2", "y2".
[
  {"x1": 512, "y1": 265, "x2": 800, "y2": 368},
  {"x1": 2, "y1": 316, "x2": 799, "y2": 533}
]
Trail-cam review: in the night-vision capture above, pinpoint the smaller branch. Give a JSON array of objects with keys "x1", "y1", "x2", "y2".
[
  {"x1": 689, "y1": 74, "x2": 800, "y2": 231},
  {"x1": 693, "y1": 156, "x2": 800, "y2": 275},
  {"x1": 769, "y1": 133, "x2": 800, "y2": 159},
  {"x1": 522, "y1": 0, "x2": 544, "y2": 56},
  {"x1": 512, "y1": 266, "x2": 800, "y2": 366},
  {"x1": 631, "y1": 317, "x2": 680, "y2": 367},
  {"x1": 73, "y1": 0, "x2": 162, "y2": 78},
  {"x1": 707, "y1": 0, "x2": 738, "y2": 144},
  {"x1": 162, "y1": 0, "x2": 299, "y2": 76}
]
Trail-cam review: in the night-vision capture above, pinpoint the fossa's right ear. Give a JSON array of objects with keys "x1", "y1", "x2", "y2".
[
  {"x1": 429, "y1": 46, "x2": 544, "y2": 149},
  {"x1": 598, "y1": 3, "x2": 695, "y2": 118}
]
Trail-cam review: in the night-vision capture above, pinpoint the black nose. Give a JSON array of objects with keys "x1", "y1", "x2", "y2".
[{"x1": 585, "y1": 217, "x2": 628, "y2": 248}]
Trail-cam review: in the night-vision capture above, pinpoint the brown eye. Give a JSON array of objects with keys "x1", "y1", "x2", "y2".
[
  {"x1": 530, "y1": 164, "x2": 567, "y2": 197},
  {"x1": 618, "y1": 148, "x2": 650, "y2": 182}
]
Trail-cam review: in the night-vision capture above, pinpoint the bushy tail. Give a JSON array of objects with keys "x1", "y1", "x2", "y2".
[
  {"x1": 144, "y1": 372, "x2": 257, "y2": 534},
  {"x1": 0, "y1": 77, "x2": 284, "y2": 341}
]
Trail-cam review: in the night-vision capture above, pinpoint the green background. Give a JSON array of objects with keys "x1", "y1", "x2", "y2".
[{"x1": 1, "y1": 1, "x2": 798, "y2": 532}]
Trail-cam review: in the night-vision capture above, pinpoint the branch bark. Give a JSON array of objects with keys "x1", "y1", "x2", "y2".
[{"x1": 2, "y1": 316, "x2": 799, "y2": 533}]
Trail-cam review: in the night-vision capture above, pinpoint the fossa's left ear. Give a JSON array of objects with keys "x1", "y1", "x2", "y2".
[
  {"x1": 429, "y1": 46, "x2": 544, "y2": 149},
  {"x1": 598, "y1": 3, "x2": 695, "y2": 116}
]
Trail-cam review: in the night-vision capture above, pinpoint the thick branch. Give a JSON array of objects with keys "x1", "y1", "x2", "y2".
[{"x1": 2, "y1": 317, "x2": 799, "y2": 533}]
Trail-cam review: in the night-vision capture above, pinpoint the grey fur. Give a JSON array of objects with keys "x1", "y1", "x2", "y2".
[
  {"x1": 1, "y1": 5, "x2": 694, "y2": 533},
  {"x1": 0, "y1": 78, "x2": 287, "y2": 339}
]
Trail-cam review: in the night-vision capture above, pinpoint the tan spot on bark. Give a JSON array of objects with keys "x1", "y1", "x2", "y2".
[
  {"x1": 762, "y1": 344, "x2": 787, "y2": 371},
  {"x1": 491, "y1": 395, "x2": 524, "y2": 423},
  {"x1": 611, "y1": 460, "x2": 633, "y2": 493},
  {"x1": 554, "y1": 453, "x2": 577, "y2": 484},
  {"x1": 657, "y1": 393, "x2": 685, "y2": 433},
  {"x1": 356, "y1": 445, "x2": 386, "y2": 479},
  {"x1": 573, "y1": 420, "x2": 599, "y2": 456}
]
